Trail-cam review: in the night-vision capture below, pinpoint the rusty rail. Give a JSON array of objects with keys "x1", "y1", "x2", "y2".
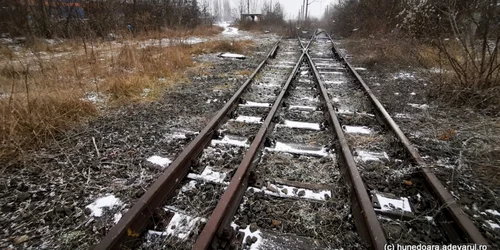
[
  {"x1": 326, "y1": 34, "x2": 488, "y2": 245},
  {"x1": 301, "y1": 39, "x2": 387, "y2": 250},
  {"x1": 192, "y1": 37, "x2": 312, "y2": 250},
  {"x1": 93, "y1": 41, "x2": 280, "y2": 250}
]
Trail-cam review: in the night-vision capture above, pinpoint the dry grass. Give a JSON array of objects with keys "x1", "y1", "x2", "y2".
[
  {"x1": 0, "y1": 36, "x2": 254, "y2": 163},
  {"x1": 343, "y1": 38, "x2": 500, "y2": 112},
  {"x1": 190, "y1": 40, "x2": 254, "y2": 55},
  {"x1": 131, "y1": 25, "x2": 224, "y2": 41},
  {"x1": 342, "y1": 38, "x2": 441, "y2": 70}
]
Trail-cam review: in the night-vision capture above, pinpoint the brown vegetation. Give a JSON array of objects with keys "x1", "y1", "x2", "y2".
[
  {"x1": 325, "y1": 0, "x2": 499, "y2": 113},
  {"x1": 0, "y1": 38, "x2": 254, "y2": 163}
]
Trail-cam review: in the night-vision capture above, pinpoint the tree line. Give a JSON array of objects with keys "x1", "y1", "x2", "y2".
[{"x1": 0, "y1": 0, "x2": 213, "y2": 38}]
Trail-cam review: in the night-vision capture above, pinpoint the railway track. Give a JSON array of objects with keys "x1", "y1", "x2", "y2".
[{"x1": 94, "y1": 32, "x2": 489, "y2": 250}]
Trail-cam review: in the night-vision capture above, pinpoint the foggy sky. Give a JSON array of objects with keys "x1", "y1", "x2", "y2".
[{"x1": 229, "y1": 0, "x2": 339, "y2": 19}]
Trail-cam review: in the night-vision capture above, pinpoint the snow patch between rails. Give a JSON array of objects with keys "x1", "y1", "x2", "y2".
[
  {"x1": 375, "y1": 193, "x2": 412, "y2": 213},
  {"x1": 356, "y1": 150, "x2": 389, "y2": 162},
  {"x1": 267, "y1": 142, "x2": 332, "y2": 158},
  {"x1": 234, "y1": 115, "x2": 263, "y2": 124},
  {"x1": 148, "y1": 212, "x2": 205, "y2": 240},
  {"x1": 187, "y1": 166, "x2": 227, "y2": 184},
  {"x1": 324, "y1": 80, "x2": 344, "y2": 85},
  {"x1": 147, "y1": 155, "x2": 172, "y2": 168},
  {"x1": 211, "y1": 135, "x2": 249, "y2": 147},
  {"x1": 249, "y1": 184, "x2": 331, "y2": 202},
  {"x1": 279, "y1": 120, "x2": 321, "y2": 130},
  {"x1": 239, "y1": 101, "x2": 271, "y2": 108},
  {"x1": 288, "y1": 105, "x2": 317, "y2": 111},
  {"x1": 86, "y1": 195, "x2": 122, "y2": 217},
  {"x1": 343, "y1": 125, "x2": 373, "y2": 135}
]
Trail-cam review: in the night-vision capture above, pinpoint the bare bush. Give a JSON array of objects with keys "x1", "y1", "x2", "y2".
[{"x1": 431, "y1": 0, "x2": 500, "y2": 111}]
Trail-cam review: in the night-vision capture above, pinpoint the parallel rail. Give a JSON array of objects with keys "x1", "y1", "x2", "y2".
[
  {"x1": 95, "y1": 30, "x2": 489, "y2": 250},
  {"x1": 324, "y1": 32, "x2": 488, "y2": 246},
  {"x1": 192, "y1": 36, "x2": 313, "y2": 250},
  {"x1": 302, "y1": 42, "x2": 387, "y2": 250}
]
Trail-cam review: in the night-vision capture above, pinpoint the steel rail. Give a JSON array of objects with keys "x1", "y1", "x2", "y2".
[
  {"x1": 301, "y1": 38, "x2": 387, "y2": 250},
  {"x1": 326, "y1": 34, "x2": 488, "y2": 245},
  {"x1": 192, "y1": 37, "x2": 314, "y2": 250},
  {"x1": 93, "y1": 41, "x2": 281, "y2": 250}
]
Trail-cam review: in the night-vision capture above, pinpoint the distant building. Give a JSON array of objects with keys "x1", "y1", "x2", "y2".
[{"x1": 241, "y1": 14, "x2": 262, "y2": 22}]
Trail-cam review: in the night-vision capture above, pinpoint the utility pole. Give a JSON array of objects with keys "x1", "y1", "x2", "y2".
[
  {"x1": 302, "y1": 0, "x2": 306, "y2": 20},
  {"x1": 247, "y1": 0, "x2": 249, "y2": 13},
  {"x1": 305, "y1": 0, "x2": 309, "y2": 22}
]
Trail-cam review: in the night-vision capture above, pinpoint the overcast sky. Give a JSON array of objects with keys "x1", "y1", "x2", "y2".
[{"x1": 228, "y1": 0, "x2": 339, "y2": 19}]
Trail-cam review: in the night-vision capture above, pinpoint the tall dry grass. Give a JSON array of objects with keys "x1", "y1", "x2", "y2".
[{"x1": 0, "y1": 38, "x2": 254, "y2": 163}]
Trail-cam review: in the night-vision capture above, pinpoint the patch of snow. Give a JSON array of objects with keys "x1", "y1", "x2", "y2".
[
  {"x1": 86, "y1": 195, "x2": 122, "y2": 217},
  {"x1": 324, "y1": 80, "x2": 344, "y2": 85},
  {"x1": 332, "y1": 97, "x2": 340, "y2": 103},
  {"x1": 486, "y1": 210, "x2": 500, "y2": 217},
  {"x1": 147, "y1": 155, "x2": 172, "y2": 168},
  {"x1": 394, "y1": 92, "x2": 400, "y2": 96},
  {"x1": 410, "y1": 92, "x2": 416, "y2": 96},
  {"x1": 407, "y1": 103, "x2": 429, "y2": 110},
  {"x1": 343, "y1": 125, "x2": 373, "y2": 135},
  {"x1": 375, "y1": 193, "x2": 412, "y2": 213},
  {"x1": 436, "y1": 158, "x2": 455, "y2": 169},
  {"x1": 320, "y1": 71, "x2": 343, "y2": 75},
  {"x1": 180, "y1": 180, "x2": 198, "y2": 193},
  {"x1": 336, "y1": 109, "x2": 353, "y2": 115},
  {"x1": 211, "y1": 135, "x2": 249, "y2": 147},
  {"x1": 240, "y1": 225, "x2": 263, "y2": 250},
  {"x1": 217, "y1": 22, "x2": 240, "y2": 36},
  {"x1": 250, "y1": 183, "x2": 331, "y2": 202},
  {"x1": 187, "y1": 166, "x2": 227, "y2": 184},
  {"x1": 234, "y1": 115, "x2": 263, "y2": 124},
  {"x1": 279, "y1": 120, "x2": 321, "y2": 130},
  {"x1": 81, "y1": 92, "x2": 105, "y2": 104},
  {"x1": 300, "y1": 96, "x2": 319, "y2": 102},
  {"x1": 289, "y1": 105, "x2": 316, "y2": 111},
  {"x1": 485, "y1": 220, "x2": 500, "y2": 230},
  {"x1": 393, "y1": 72, "x2": 415, "y2": 79},
  {"x1": 267, "y1": 142, "x2": 331, "y2": 158},
  {"x1": 141, "y1": 88, "x2": 151, "y2": 98},
  {"x1": 219, "y1": 53, "x2": 246, "y2": 59},
  {"x1": 239, "y1": 101, "x2": 271, "y2": 108},
  {"x1": 394, "y1": 113, "x2": 412, "y2": 119},
  {"x1": 148, "y1": 212, "x2": 205, "y2": 240},
  {"x1": 356, "y1": 150, "x2": 389, "y2": 162},
  {"x1": 171, "y1": 132, "x2": 187, "y2": 139},
  {"x1": 113, "y1": 212, "x2": 122, "y2": 224}
]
